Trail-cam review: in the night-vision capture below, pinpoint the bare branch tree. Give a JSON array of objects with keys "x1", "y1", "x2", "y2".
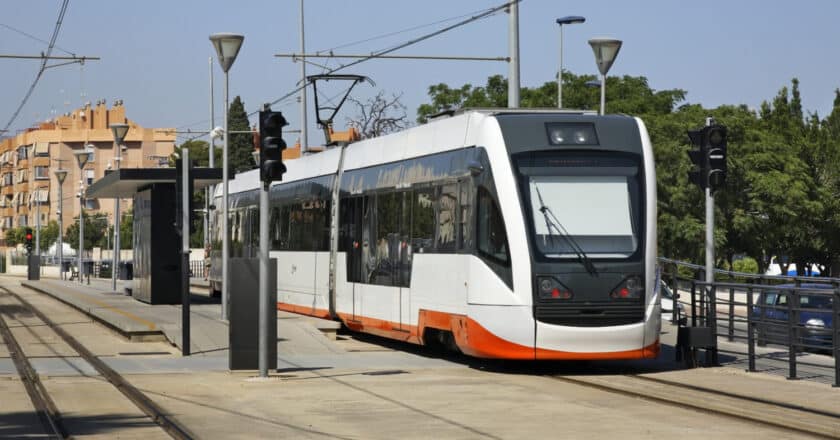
[{"x1": 346, "y1": 91, "x2": 410, "y2": 139}]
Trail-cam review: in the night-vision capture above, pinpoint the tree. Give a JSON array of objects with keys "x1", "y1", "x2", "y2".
[
  {"x1": 64, "y1": 212, "x2": 108, "y2": 254},
  {"x1": 228, "y1": 96, "x2": 256, "y2": 176},
  {"x1": 39, "y1": 220, "x2": 60, "y2": 252},
  {"x1": 415, "y1": 72, "x2": 840, "y2": 274},
  {"x1": 346, "y1": 91, "x2": 410, "y2": 139}
]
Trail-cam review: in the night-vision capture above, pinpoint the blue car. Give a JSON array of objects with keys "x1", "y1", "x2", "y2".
[{"x1": 750, "y1": 284, "x2": 835, "y2": 353}]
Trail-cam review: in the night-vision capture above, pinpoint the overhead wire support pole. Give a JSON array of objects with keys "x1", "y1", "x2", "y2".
[{"x1": 276, "y1": 53, "x2": 509, "y2": 62}]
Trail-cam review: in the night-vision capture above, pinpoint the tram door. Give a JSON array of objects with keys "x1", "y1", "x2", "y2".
[
  {"x1": 344, "y1": 193, "x2": 411, "y2": 330},
  {"x1": 343, "y1": 197, "x2": 365, "y2": 320}
]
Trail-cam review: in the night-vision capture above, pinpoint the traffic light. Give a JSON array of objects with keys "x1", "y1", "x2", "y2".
[
  {"x1": 706, "y1": 125, "x2": 727, "y2": 192},
  {"x1": 24, "y1": 227, "x2": 33, "y2": 255},
  {"x1": 259, "y1": 109, "x2": 288, "y2": 187},
  {"x1": 686, "y1": 124, "x2": 728, "y2": 193},
  {"x1": 687, "y1": 128, "x2": 707, "y2": 189}
]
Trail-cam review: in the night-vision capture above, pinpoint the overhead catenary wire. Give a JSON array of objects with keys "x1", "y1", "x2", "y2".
[
  {"x1": 177, "y1": 0, "x2": 518, "y2": 144},
  {"x1": 0, "y1": 22, "x2": 75, "y2": 56},
  {"x1": 2, "y1": 0, "x2": 71, "y2": 133}
]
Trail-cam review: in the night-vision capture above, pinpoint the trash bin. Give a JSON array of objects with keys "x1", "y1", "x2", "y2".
[
  {"x1": 118, "y1": 261, "x2": 133, "y2": 280},
  {"x1": 83, "y1": 261, "x2": 94, "y2": 276},
  {"x1": 99, "y1": 261, "x2": 112, "y2": 278},
  {"x1": 61, "y1": 261, "x2": 71, "y2": 273}
]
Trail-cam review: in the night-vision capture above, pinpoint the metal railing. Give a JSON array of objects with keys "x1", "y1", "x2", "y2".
[{"x1": 659, "y1": 258, "x2": 839, "y2": 386}]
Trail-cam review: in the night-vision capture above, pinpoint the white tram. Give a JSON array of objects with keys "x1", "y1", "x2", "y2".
[{"x1": 210, "y1": 109, "x2": 661, "y2": 360}]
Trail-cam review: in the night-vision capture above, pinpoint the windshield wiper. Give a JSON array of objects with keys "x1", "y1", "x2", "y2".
[{"x1": 534, "y1": 184, "x2": 598, "y2": 277}]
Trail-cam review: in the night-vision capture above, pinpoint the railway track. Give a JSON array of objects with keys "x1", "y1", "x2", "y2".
[
  {"x1": 0, "y1": 285, "x2": 194, "y2": 439},
  {"x1": 551, "y1": 373, "x2": 840, "y2": 439}
]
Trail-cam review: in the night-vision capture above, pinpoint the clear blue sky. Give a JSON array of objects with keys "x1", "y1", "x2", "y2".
[{"x1": 2, "y1": 1, "x2": 838, "y2": 146}]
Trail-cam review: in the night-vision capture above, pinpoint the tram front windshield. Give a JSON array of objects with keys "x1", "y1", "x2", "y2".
[{"x1": 516, "y1": 153, "x2": 641, "y2": 259}]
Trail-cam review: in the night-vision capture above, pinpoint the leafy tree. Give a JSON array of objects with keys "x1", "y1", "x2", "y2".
[
  {"x1": 64, "y1": 212, "x2": 108, "y2": 254},
  {"x1": 228, "y1": 96, "x2": 256, "y2": 176},
  {"x1": 415, "y1": 72, "x2": 840, "y2": 276},
  {"x1": 39, "y1": 220, "x2": 60, "y2": 252}
]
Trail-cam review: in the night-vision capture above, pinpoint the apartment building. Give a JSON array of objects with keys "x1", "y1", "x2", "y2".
[{"x1": 0, "y1": 100, "x2": 176, "y2": 246}]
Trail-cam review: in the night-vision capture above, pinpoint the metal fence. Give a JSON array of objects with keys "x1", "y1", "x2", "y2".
[{"x1": 659, "y1": 257, "x2": 840, "y2": 386}]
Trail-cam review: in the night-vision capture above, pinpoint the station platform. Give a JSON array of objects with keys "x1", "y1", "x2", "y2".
[
  {"x1": 6, "y1": 275, "x2": 839, "y2": 438},
  {"x1": 19, "y1": 277, "x2": 341, "y2": 356}
]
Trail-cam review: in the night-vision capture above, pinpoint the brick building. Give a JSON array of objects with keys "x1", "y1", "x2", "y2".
[{"x1": 0, "y1": 100, "x2": 176, "y2": 247}]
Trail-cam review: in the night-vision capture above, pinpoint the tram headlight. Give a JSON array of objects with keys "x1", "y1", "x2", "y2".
[
  {"x1": 610, "y1": 276, "x2": 644, "y2": 299},
  {"x1": 546, "y1": 123, "x2": 599, "y2": 146},
  {"x1": 537, "y1": 276, "x2": 573, "y2": 300}
]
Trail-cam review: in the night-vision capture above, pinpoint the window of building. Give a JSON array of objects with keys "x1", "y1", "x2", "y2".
[
  {"x1": 85, "y1": 169, "x2": 94, "y2": 185},
  {"x1": 34, "y1": 143, "x2": 49, "y2": 157},
  {"x1": 35, "y1": 166, "x2": 49, "y2": 180},
  {"x1": 17, "y1": 215, "x2": 27, "y2": 227},
  {"x1": 17, "y1": 146, "x2": 28, "y2": 161}
]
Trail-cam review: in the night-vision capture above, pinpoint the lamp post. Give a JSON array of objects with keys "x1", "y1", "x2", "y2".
[
  {"x1": 110, "y1": 123, "x2": 129, "y2": 291},
  {"x1": 588, "y1": 38, "x2": 623, "y2": 116},
  {"x1": 54, "y1": 169, "x2": 67, "y2": 280},
  {"x1": 209, "y1": 32, "x2": 244, "y2": 320},
  {"x1": 74, "y1": 147, "x2": 91, "y2": 284},
  {"x1": 555, "y1": 16, "x2": 585, "y2": 109}
]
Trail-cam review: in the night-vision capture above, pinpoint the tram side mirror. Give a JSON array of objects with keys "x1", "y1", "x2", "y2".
[
  {"x1": 467, "y1": 160, "x2": 484, "y2": 176},
  {"x1": 208, "y1": 204, "x2": 216, "y2": 210}
]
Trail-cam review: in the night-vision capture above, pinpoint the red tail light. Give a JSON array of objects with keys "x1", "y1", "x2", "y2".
[
  {"x1": 538, "y1": 277, "x2": 573, "y2": 300},
  {"x1": 611, "y1": 276, "x2": 643, "y2": 299}
]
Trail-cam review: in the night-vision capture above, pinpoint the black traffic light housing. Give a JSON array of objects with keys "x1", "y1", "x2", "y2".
[
  {"x1": 686, "y1": 124, "x2": 727, "y2": 192},
  {"x1": 259, "y1": 109, "x2": 288, "y2": 187},
  {"x1": 24, "y1": 227, "x2": 34, "y2": 255}
]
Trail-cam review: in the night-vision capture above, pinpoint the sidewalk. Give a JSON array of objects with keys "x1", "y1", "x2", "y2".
[{"x1": 18, "y1": 277, "x2": 340, "y2": 357}]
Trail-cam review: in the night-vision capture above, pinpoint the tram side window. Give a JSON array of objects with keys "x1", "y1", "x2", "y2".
[
  {"x1": 284, "y1": 199, "x2": 330, "y2": 252},
  {"x1": 436, "y1": 184, "x2": 458, "y2": 251},
  {"x1": 477, "y1": 188, "x2": 509, "y2": 265},
  {"x1": 229, "y1": 209, "x2": 244, "y2": 257},
  {"x1": 370, "y1": 192, "x2": 400, "y2": 286},
  {"x1": 459, "y1": 180, "x2": 473, "y2": 250},
  {"x1": 269, "y1": 206, "x2": 287, "y2": 250},
  {"x1": 412, "y1": 189, "x2": 435, "y2": 254}
]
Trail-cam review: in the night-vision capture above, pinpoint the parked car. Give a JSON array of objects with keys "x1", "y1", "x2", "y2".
[
  {"x1": 750, "y1": 283, "x2": 834, "y2": 352},
  {"x1": 660, "y1": 281, "x2": 686, "y2": 324}
]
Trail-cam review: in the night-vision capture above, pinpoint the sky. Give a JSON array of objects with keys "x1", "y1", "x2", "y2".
[{"x1": 2, "y1": 1, "x2": 839, "y2": 147}]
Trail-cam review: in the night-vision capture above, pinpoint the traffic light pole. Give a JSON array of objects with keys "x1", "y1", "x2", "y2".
[
  {"x1": 258, "y1": 182, "x2": 269, "y2": 378},
  {"x1": 704, "y1": 117, "x2": 715, "y2": 290},
  {"x1": 181, "y1": 149, "x2": 191, "y2": 356}
]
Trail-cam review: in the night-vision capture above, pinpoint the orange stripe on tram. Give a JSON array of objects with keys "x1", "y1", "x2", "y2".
[{"x1": 277, "y1": 301, "x2": 659, "y2": 360}]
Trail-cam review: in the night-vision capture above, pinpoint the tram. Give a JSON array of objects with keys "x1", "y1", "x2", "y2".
[{"x1": 209, "y1": 109, "x2": 661, "y2": 360}]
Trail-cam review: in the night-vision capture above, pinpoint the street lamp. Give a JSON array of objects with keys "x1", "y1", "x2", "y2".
[
  {"x1": 588, "y1": 37, "x2": 623, "y2": 116},
  {"x1": 74, "y1": 146, "x2": 91, "y2": 284},
  {"x1": 209, "y1": 32, "x2": 244, "y2": 320},
  {"x1": 54, "y1": 169, "x2": 67, "y2": 280},
  {"x1": 110, "y1": 123, "x2": 129, "y2": 291},
  {"x1": 555, "y1": 16, "x2": 585, "y2": 109}
]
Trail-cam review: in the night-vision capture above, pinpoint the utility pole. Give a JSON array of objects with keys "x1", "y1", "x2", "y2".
[
  {"x1": 299, "y1": 0, "x2": 308, "y2": 154},
  {"x1": 507, "y1": 0, "x2": 520, "y2": 108},
  {"x1": 206, "y1": 56, "x2": 214, "y2": 250}
]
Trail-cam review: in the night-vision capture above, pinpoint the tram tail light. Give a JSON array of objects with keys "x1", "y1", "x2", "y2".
[
  {"x1": 610, "y1": 276, "x2": 643, "y2": 299},
  {"x1": 538, "y1": 276, "x2": 573, "y2": 300}
]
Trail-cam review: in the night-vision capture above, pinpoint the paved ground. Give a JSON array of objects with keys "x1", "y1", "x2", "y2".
[{"x1": 1, "y1": 275, "x2": 838, "y2": 439}]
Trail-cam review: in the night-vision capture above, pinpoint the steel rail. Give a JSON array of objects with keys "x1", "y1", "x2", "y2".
[
  {"x1": 0, "y1": 291, "x2": 67, "y2": 439},
  {"x1": 2, "y1": 286, "x2": 195, "y2": 439},
  {"x1": 549, "y1": 373, "x2": 839, "y2": 439}
]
